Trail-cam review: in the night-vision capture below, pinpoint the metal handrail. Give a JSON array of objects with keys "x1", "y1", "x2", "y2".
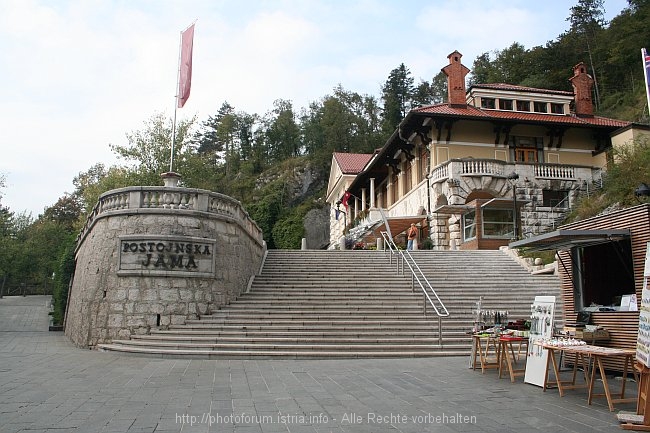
[
  {"x1": 551, "y1": 195, "x2": 570, "y2": 229},
  {"x1": 380, "y1": 231, "x2": 449, "y2": 346}
]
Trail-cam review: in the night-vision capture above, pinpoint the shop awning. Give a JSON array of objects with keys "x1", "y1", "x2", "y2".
[
  {"x1": 509, "y1": 229, "x2": 631, "y2": 252},
  {"x1": 363, "y1": 215, "x2": 427, "y2": 242},
  {"x1": 432, "y1": 198, "x2": 529, "y2": 215},
  {"x1": 480, "y1": 197, "x2": 530, "y2": 209},
  {"x1": 431, "y1": 204, "x2": 473, "y2": 215}
]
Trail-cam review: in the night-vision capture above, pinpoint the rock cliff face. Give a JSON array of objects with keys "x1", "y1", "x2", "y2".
[
  {"x1": 303, "y1": 206, "x2": 330, "y2": 249},
  {"x1": 254, "y1": 159, "x2": 331, "y2": 248},
  {"x1": 255, "y1": 161, "x2": 326, "y2": 205}
]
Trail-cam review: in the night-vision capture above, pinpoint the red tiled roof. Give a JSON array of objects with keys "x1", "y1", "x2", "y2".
[
  {"x1": 333, "y1": 152, "x2": 373, "y2": 174},
  {"x1": 412, "y1": 103, "x2": 630, "y2": 128},
  {"x1": 470, "y1": 83, "x2": 574, "y2": 96}
]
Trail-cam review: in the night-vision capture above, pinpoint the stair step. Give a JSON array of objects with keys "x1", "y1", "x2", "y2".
[
  {"x1": 97, "y1": 344, "x2": 470, "y2": 359},
  {"x1": 109, "y1": 339, "x2": 464, "y2": 351},
  {"x1": 130, "y1": 334, "x2": 469, "y2": 343}
]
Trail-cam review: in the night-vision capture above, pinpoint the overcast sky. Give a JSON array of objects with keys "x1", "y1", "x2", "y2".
[{"x1": 0, "y1": 0, "x2": 630, "y2": 217}]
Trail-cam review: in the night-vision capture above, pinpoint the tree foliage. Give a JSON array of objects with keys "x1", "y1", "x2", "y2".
[
  {"x1": 468, "y1": 0, "x2": 650, "y2": 120},
  {"x1": 381, "y1": 63, "x2": 415, "y2": 134},
  {"x1": 110, "y1": 112, "x2": 198, "y2": 186}
]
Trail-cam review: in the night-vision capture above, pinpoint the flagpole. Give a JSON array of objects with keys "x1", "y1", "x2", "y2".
[
  {"x1": 170, "y1": 31, "x2": 183, "y2": 174},
  {"x1": 169, "y1": 20, "x2": 196, "y2": 174}
]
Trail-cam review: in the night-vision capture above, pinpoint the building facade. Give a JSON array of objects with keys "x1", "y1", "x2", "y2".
[{"x1": 326, "y1": 50, "x2": 645, "y2": 250}]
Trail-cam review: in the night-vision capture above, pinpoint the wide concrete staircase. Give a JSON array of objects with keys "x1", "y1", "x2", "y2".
[{"x1": 98, "y1": 249, "x2": 561, "y2": 358}]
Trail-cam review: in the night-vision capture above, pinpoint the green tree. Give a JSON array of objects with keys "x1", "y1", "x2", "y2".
[
  {"x1": 429, "y1": 71, "x2": 448, "y2": 104},
  {"x1": 567, "y1": 0, "x2": 606, "y2": 107},
  {"x1": 381, "y1": 64, "x2": 414, "y2": 134},
  {"x1": 264, "y1": 99, "x2": 301, "y2": 162},
  {"x1": 272, "y1": 211, "x2": 305, "y2": 249},
  {"x1": 0, "y1": 211, "x2": 33, "y2": 292},
  {"x1": 195, "y1": 102, "x2": 238, "y2": 173},
  {"x1": 51, "y1": 233, "x2": 76, "y2": 325},
  {"x1": 41, "y1": 194, "x2": 82, "y2": 232},
  {"x1": 412, "y1": 80, "x2": 435, "y2": 107},
  {"x1": 492, "y1": 43, "x2": 531, "y2": 84},
  {"x1": 604, "y1": 138, "x2": 650, "y2": 205},
  {"x1": 0, "y1": 206, "x2": 16, "y2": 293},
  {"x1": 568, "y1": 137, "x2": 650, "y2": 221},
  {"x1": 110, "y1": 112, "x2": 197, "y2": 186},
  {"x1": 73, "y1": 164, "x2": 132, "y2": 213},
  {"x1": 0, "y1": 173, "x2": 5, "y2": 202},
  {"x1": 302, "y1": 86, "x2": 385, "y2": 168},
  {"x1": 469, "y1": 52, "x2": 495, "y2": 85}
]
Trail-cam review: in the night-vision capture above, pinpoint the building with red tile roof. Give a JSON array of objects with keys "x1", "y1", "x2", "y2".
[{"x1": 326, "y1": 51, "x2": 649, "y2": 250}]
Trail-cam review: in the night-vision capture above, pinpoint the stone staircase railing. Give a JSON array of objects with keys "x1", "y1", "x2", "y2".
[{"x1": 76, "y1": 186, "x2": 263, "y2": 250}]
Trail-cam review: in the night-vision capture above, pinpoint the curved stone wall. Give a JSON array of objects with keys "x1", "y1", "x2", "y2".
[{"x1": 64, "y1": 185, "x2": 266, "y2": 348}]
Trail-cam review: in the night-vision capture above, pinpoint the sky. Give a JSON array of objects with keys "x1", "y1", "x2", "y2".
[{"x1": 0, "y1": 0, "x2": 631, "y2": 217}]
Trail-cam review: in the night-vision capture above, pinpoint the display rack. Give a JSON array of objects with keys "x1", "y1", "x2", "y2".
[
  {"x1": 620, "y1": 242, "x2": 650, "y2": 430},
  {"x1": 524, "y1": 295, "x2": 556, "y2": 387}
]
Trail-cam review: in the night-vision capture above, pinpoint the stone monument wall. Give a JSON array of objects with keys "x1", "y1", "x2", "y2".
[{"x1": 64, "y1": 185, "x2": 266, "y2": 348}]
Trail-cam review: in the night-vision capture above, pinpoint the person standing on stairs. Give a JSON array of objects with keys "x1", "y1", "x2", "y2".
[{"x1": 407, "y1": 223, "x2": 418, "y2": 251}]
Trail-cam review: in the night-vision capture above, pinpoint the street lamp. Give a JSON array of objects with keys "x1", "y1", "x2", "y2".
[
  {"x1": 635, "y1": 183, "x2": 650, "y2": 202},
  {"x1": 506, "y1": 172, "x2": 519, "y2": 240},
  {"x1": 335, "y1": 200, "x2": 347, "y2": 233}
]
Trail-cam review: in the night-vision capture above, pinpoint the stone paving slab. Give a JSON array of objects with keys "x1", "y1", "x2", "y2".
[{"x1": 0, "y1": 295, "x2": 637, "y2": 432}]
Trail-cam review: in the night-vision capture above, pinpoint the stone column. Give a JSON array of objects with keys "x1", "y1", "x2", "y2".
[
  {"x1": 161, "y1": 171, "x2": 181, "y2": 187},
  {"x1": 369, "y1": 178, "x2": 376, "y2": 208},
  {"x1": 361, "y1": 188, "x2": 367, "y2": 212}
]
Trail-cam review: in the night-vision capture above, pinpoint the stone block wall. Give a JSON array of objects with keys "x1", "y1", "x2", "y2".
[{"x1": 65, "y1": 188, "x2": 265, "y2": 348}]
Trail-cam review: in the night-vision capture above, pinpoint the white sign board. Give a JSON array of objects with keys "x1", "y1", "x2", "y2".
[
  {"x1": 524, "y1": 295, "x2": 556, "y2": 387},
  {"x1": 635, "y1": 242, "x2": 650, "y2": 367}
]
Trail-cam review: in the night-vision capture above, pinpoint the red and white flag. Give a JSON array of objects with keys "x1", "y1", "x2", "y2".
[
  {"x1": 641, "y1": 48, "x2": 650, "y2": 113},
  {"x1": 177, "y1": 23, "x2": 195, "y2": 108},
  {"x1": 341, "y1": 191, "x2": 351, "y2": 209}
]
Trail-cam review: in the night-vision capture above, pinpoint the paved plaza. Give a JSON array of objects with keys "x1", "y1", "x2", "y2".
[{"x1": 0, "y1": 295, "x2": 638, "y2": 432}]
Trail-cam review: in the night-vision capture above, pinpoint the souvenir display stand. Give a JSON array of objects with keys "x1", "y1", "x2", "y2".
[
  {"x1": 524, "y1": 296, "x2": 556, "y2": 387},
  {"x1": 620, "y1": 242, "x2": 650, "y2": 430}
]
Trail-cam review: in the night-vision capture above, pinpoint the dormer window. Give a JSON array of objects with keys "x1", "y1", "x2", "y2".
[
  {"x1": 481, "y1": 98, "x2": 496, "y2": 109},
  {"x1": 499, "y1": 99, "x2": 513, "y2": 110},
  {"x1": 533, "y1": 101, "x2": 548, "y2": 113},
  {"x1": 551, "y1": 103, "x2": 565, "y2": 114},
  {"x1": 516, "y1": 100, "x2": 530, "y2": 111}
]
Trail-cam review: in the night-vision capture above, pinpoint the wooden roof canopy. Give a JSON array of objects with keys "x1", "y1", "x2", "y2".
[{"x1": 509, "y1": 229, "x2": 631, "y2": 252}]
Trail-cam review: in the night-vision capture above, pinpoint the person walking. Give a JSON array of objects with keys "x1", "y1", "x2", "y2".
[{"x1": 406, "y1": 223, "x2": 418, "y2": 250}]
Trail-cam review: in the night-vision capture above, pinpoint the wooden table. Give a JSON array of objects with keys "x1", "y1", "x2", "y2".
[
  {"x1": 539, "y1": 342, "x2": 590, "y2": 396},
  {"x1": 498, "y1": 336, "x2": 528, "y2": 382},
  {"x1": 538, "y1": 342, "x2": 637, "y2": 411},
  {"x1": 585, "y1": 346, "x2": 636, "y2": 411},
  {"x1": 471, "y1": 334, "x2": 500, "y2": 373}
]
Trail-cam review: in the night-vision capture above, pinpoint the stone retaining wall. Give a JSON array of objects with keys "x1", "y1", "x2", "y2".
[{"x1": 64, "y1": 186, "x2": 265, "y2": 348}]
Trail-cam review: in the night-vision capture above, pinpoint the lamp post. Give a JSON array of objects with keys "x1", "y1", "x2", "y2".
[
  {"x1": 335, "y1": 200, "x2": 347, "y2": 234},
  {"x1": 635, "y1": 183, "x2": 650, "y2": 202},
  {"x1": 507, "y1": 172, "x2": 519, "y2": 240}
]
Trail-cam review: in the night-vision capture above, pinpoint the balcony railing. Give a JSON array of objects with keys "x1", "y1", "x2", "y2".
[
  {"x1": 430, "y1": 158, "x2": 597, "y2": 183},
  {"x1": 76, "y1": 186, "x2": 264, "y2": 249}
]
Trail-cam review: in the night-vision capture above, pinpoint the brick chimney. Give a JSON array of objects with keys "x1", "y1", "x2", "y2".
[
  {"x1": 442, "y1": 50, "x2": 470, "y2": 108},
  {"x1": 569, "y1": 62, "x2": 594, "y2": 117}
]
